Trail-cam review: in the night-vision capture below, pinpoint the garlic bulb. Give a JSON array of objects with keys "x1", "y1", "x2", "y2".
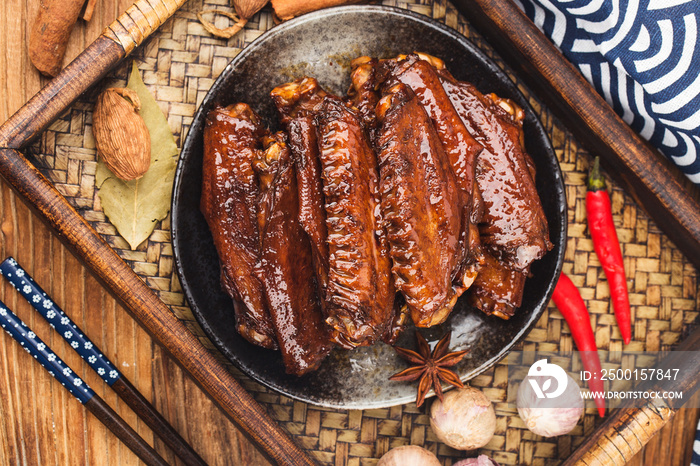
[
  {"x1": 517, "y1": 374, "x2": 584, "y2": 437},
  {"x1": 377, "y1": 445, "x2": 441, "y2": 466},
  {"x1": 429, "y1": 386, "x2": 496, "y2": 450},
  {"x1": 454, "y1": 455, "x2": 501, "y2": 466}
]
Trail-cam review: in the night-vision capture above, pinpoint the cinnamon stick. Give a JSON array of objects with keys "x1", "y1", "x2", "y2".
[
  {"x1": 82, "y1": 0, "x2": 98, "y2": 22},
  {"x1": 271, "y1": 0, "x2": 362, "y2": 21},
  {"x1": 29, "y1": 0, "x2": 87, "y2": 77}
]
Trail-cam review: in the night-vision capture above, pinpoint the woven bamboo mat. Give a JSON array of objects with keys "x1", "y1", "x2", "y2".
[{"x1": 27, "y1": 0, "x2": 700, "y2": 464}]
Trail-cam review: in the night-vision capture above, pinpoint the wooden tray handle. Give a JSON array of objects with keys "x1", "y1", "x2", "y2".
[
  {"x1": 0, "y1": 0, "x2": 186, "y2": 149},
  {"x1": 103, "y1": 0, "x2": 187, "y2": 56},
  {"x1": 0, "y1": 0, "x2": 317, "y2": 464},
  {"x1": 0, "y1": 148, "x2": 316, "y2": 465},
  {"x1": 563, "y1": 399, "x2": 675, "y2": 465}
]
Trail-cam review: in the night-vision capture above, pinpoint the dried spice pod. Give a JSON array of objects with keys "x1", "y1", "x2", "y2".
[
  {"x1": 389, "y1": 332, "x2": 467, "y2": 407},
  {"x1": 93, "y1": 88, "x2": 151, "y2": 181},
  {"x1": 234, "y1": 0, "x2": 271, "y2": 20},
  {"x1": 198, "y1": 0, "x2": 269, "y2": 39}
]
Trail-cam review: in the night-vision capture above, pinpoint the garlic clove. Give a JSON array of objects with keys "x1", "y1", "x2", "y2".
[
  {"x1": 377, "y1": 445, "x2": 441, "y2": 466},
  {"x1": 516, "y1": 374, "x2": 584, "y2": 437},
  {"x1": 429, "y1": 386, "x2": 496, "y2": 450}
]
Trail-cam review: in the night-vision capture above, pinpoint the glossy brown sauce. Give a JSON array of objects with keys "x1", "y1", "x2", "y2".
[
  {"x1": 201, "y1": 104, "x2": 277, "y2": 349},
  {"x1": 376, "y1": 83, "x2": 465, "y2": 327},
  {"x1": 200, "y1": 53, "x2": 553, "y2": 374},
  {"x1": 317, "y1": 98, "x2": 396, "y2": 348}
]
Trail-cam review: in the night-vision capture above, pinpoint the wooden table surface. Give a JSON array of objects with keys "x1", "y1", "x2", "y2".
[{"x1": 0, "y1": 1, "x2": 698, "y2": 465}]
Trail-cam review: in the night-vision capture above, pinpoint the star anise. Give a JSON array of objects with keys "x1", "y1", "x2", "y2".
[{"x1": 390, "y1": 331, "x2": 468, "y2": 407}]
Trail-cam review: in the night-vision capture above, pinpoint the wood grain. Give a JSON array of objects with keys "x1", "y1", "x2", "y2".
[
  {"x1": 0, "y1": 0, "x2": 322, "y2": 459},
  {"x1": 84, "y1": 394, "x2": 170, "y2": 466},
  {"x1": 0, "y1": 185, "x2": 274, "y2": 465},
  {"x1": 0, "y1": 0, "x2": 698, "y2": 465},
  {"x1": 111, "y1": 377, "x2": 207, "y2": 465},
  {"x1": 627, "y1": 391, "x2": 700, "y2": 466},
  {"x1": 0, "y1": 17, "x2": 312, "y2": 466},
  {"x1": 0, "y1": 0, "x2": 273, "y2": 464},
  {"x1": 0, "y1": 139, "x2": 313, "y2": 464}
]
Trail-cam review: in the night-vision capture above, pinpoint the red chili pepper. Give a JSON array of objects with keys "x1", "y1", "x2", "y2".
[
  {"x1": 552, "y1": 273, "x2": 605, "y2": 417},
  {"x1": 586, "y1": 157, "x2": 632, "y2": 345}
]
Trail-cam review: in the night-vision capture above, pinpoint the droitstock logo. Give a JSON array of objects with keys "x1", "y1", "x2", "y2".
[
  {"x1": 527, "y1": 359, "x2": 568, "y2": 399},
  {"x1": 507, "y1": 351, "x2": 697, "y2": 411}
]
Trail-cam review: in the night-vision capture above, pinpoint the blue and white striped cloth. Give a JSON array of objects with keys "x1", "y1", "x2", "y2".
[
  {"x1": 692, "y1": 417, "x2": 700, "y2": 465},
  {"x1": 514, "y1": 0, "x2": 700, "y2": 185}
]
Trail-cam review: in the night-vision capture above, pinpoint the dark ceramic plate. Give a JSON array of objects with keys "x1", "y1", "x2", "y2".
[{"x1": 172, "y1": 5, "x2": 567, "y2": 409}]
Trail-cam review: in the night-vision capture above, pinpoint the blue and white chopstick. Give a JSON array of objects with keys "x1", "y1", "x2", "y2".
[
  {"x1": 0, "y1": 297, "x2": 168, "y2": 465},
  {"x1": 0, "y1": 257, "x2": 206, "y2": 466},
  {"x1": 0, "y1": 297, "x2": 95, "y2": 403},
  {"x1": 0, "y1": 257, "x2": 120, "y2": 385}
]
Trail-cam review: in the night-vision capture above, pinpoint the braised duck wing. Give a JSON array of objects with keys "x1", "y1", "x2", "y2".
[
  {"x1": 467, "y1": 250, "x2": 528, "y2": 319},
  {"x1": 381, "y1": 54, "x2": 483, "y2": 196},
  {"x1": 375, "y1": 83, "x2": 471, "y2": 328},
  {"x1": 271, "y1": 78, "x2": 331, "y2": 295},
  {"x1": 347, "y1": 56, "x2": 381, "y2": 138},
  {"x1": 271, "y1": 76, "x2": 329, "y2": 123},
  {"x1": 379, "y1": 53, "x2": 485, "y2": 279},
  {"x1": 273, "y1": 78, "x2": 400, "y2": 348},
  {"x1": 441, "y1": 77, "x2": 552, "y2": 272},
  {"x1": 200, "y1": 103, "x2": 277, "y2": 349},
  {"x1": 347, "y1": 59, "x2": 410, "y2": 343},
  {"x1": 287, "y1": 117, "x2": 330, "y2": 291},
  {"x1": 316, "y1": 97, "x2": 396, "y2": 348},
  {"x1": 254, "y1": 133, "x2": 333, "y2": 375}
]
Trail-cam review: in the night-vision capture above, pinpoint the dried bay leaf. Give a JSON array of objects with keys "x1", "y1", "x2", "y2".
[{"x1": 96, "y1": 62, "x2": 179, "y2": 250}]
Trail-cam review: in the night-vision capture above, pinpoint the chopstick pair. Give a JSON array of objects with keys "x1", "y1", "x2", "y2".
[{"x1": 0, "y1": 257, "x2": 207, "y2": 466}]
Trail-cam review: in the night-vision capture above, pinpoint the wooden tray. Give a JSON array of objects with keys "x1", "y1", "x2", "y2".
[{"x1": 0, "y1": 0, "x2": 698, "y2": 464}]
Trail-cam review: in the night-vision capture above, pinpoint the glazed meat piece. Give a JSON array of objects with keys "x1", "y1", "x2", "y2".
[
  {"x1": 273, "y1": 78, "x2": 399, "y2": 347},
  {"x1": 467, "y1": 251, "x2": 527, "y2": 319},
  {"x1": 286, "y1": 117, "x2": 330, "y2": 292},
  {"x1": 254, "y1": 133, "x2": 333, "y2": 375},
  {"x1": 347, "y1": 56, "x2": 381, "y2": 138},
  {"x1": 316, "y1": 97, "x2": 396, "y2": 348},
  {"x1": 375, "y1": 83, "x2": 472, "y2": 327},
  {"x1": 441, "y1": 76, "x2": 552, "y2": 271},
  {"x1": 286, "y1": 115, "x2": 414, "y2": 344},
  {"x1": 271, "y1": 78, "x2": 331, "y2": 295},
  {"x1": 380, "y1": 54, "x2": 483, "y2": 196},
  {"x1": 201, "y1": 103, "x2": 277, "y2": 349},
  {"x1": 379, "y1": 53, "x2": 485, "y2": 277},
  {"x1": 271, "y1": 76, "x2": 329, "y2": 124}
]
